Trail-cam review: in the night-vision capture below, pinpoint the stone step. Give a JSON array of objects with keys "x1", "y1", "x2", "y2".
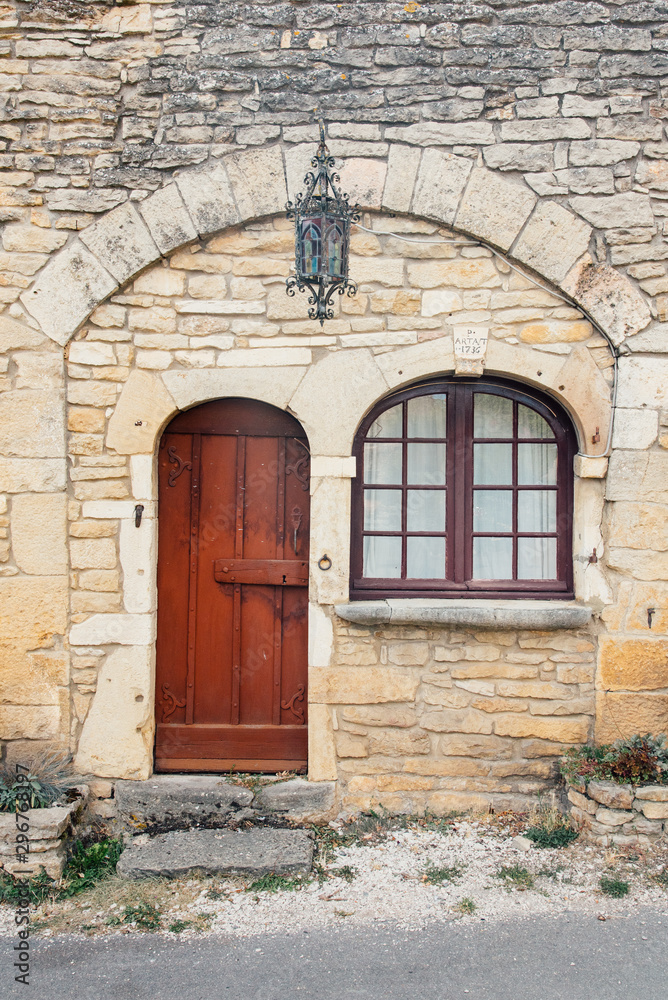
[
  {"x1": 114, "y1": 775, "x2": 335, "y2": 834},
  {"x1": 116, "y1": 827, "x2": 314, "y2": 880}
]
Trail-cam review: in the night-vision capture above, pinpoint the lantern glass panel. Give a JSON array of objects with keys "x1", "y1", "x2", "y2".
[
  {"x1": 325, "y1": 220, "x2": 345, "y2": 278},
  {"x1": 300, "y1": 218, "x2": 321, "y2": 277}
]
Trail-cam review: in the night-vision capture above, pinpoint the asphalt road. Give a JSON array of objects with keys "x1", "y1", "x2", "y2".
[{"x1": 3, "y1": 909, "x2": 667, "y2": 1000}]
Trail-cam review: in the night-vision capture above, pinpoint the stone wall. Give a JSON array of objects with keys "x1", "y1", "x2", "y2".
[
  {"x1": 567, "y1": 778, "x2": 668, "y2": 846},
  {"x1": 0, "y1": 0, "x2": 667, "y2": 811}
]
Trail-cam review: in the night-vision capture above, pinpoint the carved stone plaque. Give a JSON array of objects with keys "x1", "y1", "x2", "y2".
[{"x1": 453, "y1": 326, "x2": 489, "y2": 376}]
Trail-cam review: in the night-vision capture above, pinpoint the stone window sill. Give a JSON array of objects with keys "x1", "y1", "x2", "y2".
[{"x1": 334, "y1": 599, "x2": 592, "y2": 631}]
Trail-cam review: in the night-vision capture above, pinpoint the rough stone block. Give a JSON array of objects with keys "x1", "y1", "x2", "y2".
[
  {"x1": 636, "y1": 800, "x2": 668, "y2": 820},
  {"x1": 587, "y1": 780, "x2": 634, "y2": 810},
  {"x1": 70, "y1": 614, "x2": 155, "y2": 647},
  {"x1": 0, "y1": 577, "x2": 67, "y2": 645},
  {"x1": 79, "y1": 202, "x2": 160, "y2": 285},
  {"x1": 162, "y1": 367, "x2": 307, "y2": 414},
  {"x1": 455, "y1": 167, "x2": 536, "y2": 251},
  {"x1": 115, "y1": 775, "x2": 254, "y2": 834},
  {"x1": 75, "y1": 645, "x2": 153, "y2": 779},
  {"x1": 21, "y1": 241, "x2": 116, "y2": 346},
  {"x1": 0, "y1": 705, "x2": 60, "y2": 740},
  {"x1": 607, "y1": 451, "x2": 668, "y2": 504},
  {"x1": 570, "y1": 193, "x2": 654, "y2": 231},
  {"x1": 513, "y1": 201, "x2": 592, "y2": 284},
  {"x1": 138, "y1": 183, "x2": 198, "y2": 255},
  {"x1": 117, "y1": 828, "x2": 313, "y2": 880},
  {"x1": 385, "y1": 123, "x2": 494, "y2": 146},
  {"x1": 494, "y1": 716, "x2": 590, "y2": 742},
  {"x1": 341, "y1": 706, "x2": 417, "y2": 728},
  {"x1": 309, "y1": 667, "x2": 419, "y2": 705},
  {"x1": 106, "y1": 370, "x2": 176, "y2": 455},
  {"x1": 12, "y1": 493, "x2": 67, "y2": 575},
  {"x1": 422, "y1": 710, "x2": 493, "y2": 735},
  {"x1": 0, "y1": 458, "x2": 66, "y2": 494},
  {"x1": 611, "y1": 411, "x2": 658, "y2": 451},
  {"x1": 616, "y1": 357, "x2": 668, "y2": 410},
  {"x1": 596, "y1": 692, "x2": 668, "y2": 743},
  {"x1": 253, "y1": 778, "x2": 336, "y2": 822},
  {"x1": 175, "y1": 164, "x2": 240, "y2": 238},
  {"x1": 411, "y1": 149, "x2": 472, "y2": 226},
  {"x1": 595, "y1": 807, "x2": 632, "y2": 827},
  {"x1": 634, "y1": 786, "x2": 668, "y2": 802},
  {"x1": 598, "y1": 638, "x2": 668, "y2": 692},
  {"x1": 0, "y1": 391, "x2": 65, "y2": 459},
  {"x1": 568, "y1": 787, "x2": 597, "y2": 814}
]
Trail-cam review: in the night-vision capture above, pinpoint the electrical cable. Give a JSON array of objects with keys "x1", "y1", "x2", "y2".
[{"x1": 353, "y1": 220, "x2": 618, "y2": 458}]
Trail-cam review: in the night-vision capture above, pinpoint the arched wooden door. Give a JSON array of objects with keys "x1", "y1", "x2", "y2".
[{"x1": 155, "y1": 398, "x2": 310, "y2": 773}]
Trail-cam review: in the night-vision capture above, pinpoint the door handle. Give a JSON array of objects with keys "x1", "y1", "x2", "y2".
[{"x1": 291, "y1": 506, "x2": 303, "y2": 555}]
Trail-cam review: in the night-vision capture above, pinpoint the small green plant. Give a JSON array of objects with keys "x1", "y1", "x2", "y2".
[
  {"x1": 496, "y1": 865, "x2": 535, "y2": 891},
  {"x1": 599, "y1": 875, "x2": 629, "y2": 898},
  {"x1": 169, "y1": 919, "x2": 193, "y2": 934},
  {"x1": 330, "y1": 865, "x2": 357, "y2": 883},
  {"x1": 60, "y1": 838, "x2": 123, "y2": 896},
  {"x1": 118, "y1": 902, "x2": 162, "y2": 930},
  {"x1": 0, "y1": 870, "x2": 57, "y2": 906},
  {"x1": 245, "y1": 872, "x2": 310, "y2": 893},
  {"x1": 651, "y1": 868, "x2": 668, "y2": 888},
  {"x1": 422, "y1": 863, "x2": 464, "y2": 885},
  {"x1": 455, "y1": 897, "x2": 476, "y2": 915}
]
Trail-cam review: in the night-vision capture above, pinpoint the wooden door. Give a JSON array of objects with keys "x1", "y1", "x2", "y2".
[{"x1": 155, "y1": 398, "x2": 310, "y2": 773}]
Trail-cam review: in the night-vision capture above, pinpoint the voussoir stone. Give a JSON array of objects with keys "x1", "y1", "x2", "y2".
[
  {"x1": 79, "y1": 202, "x2": 160, "y2": 285},
  {"x1": 513, "y1": 201, "x2": 592, "y2": 285},
  {"x1": 175, "y1": 163, "x2": 240, "y2": 238},
  {"x1": 116, "y1": 827, "x2": 314, "y2": 880},
  {"x1": 115, "y1": 775, "x2": 254, "y2": 834},
  {"x1": 21, "y1": 241, "x2": 116, "y2": 346},
  {"x1": 563, "y1": 256, "x2": 651, "y2": 346},
  {"x1": 252, "y1": 778, "x2": 336, "y2": 822},
  {"x1": 586, "y1": 780, "x2": 634, "y2": 810},
  {"x1": 223, "y1": 146, "x2": 287, "y2": 219},
  {"x1": 455, "y1": 166, "x2": 536, "y2": 251},
  {"x1": 411, "y1": 149, "x2": 472, "y2": 225},
  {"x1": 138, "y1": 183, "x2": 198, "y2": 255}
]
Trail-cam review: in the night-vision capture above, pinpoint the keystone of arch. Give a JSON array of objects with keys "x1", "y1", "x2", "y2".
[{"x1": 19, "y1": 143, "x2": 649, "y2": 349}]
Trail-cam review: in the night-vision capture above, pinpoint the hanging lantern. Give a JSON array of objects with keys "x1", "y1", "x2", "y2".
[{"x1": 286, "y1": 122, "x2": 360, "y2": 325}]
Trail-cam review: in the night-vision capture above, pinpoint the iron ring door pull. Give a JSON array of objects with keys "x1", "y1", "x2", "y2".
[{"x1": 318, "y1": 555, "x2": 332, "y2": 571}]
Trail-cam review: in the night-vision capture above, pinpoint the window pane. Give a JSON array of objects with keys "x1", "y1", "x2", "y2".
[
  {"x1": 364, "y1": 442, "x2": 402, "y2": 484},
  {"x1": 364, "y1": 490, "x2": 402, "y2": 532},
  {"x1": 407, "y1": 536, "x2": 445, "y2": 578},
  {"x1": 367, "y1": 404, "x2": 402, "y2": 439},
  {"x1": 474, "y1": 394, "x2": 513, "y2": 438},
  {"x1": 518, "y1": 537, "x2": 557, "y2": 579},
  {"x1": 518, "y1": 443, "x2": 557, "y2": 485},
  {"x1": 518, "y1": 404, "x2": 554, "y2": 439},
  {"x1": 407, "y1": 490, "x2": 446, "y2": 532},
  {"x1": 407, "y1": 443, "x2": 446, "y2": 485},
  {"x1": 473, "y1": 490, "x2": 512, "y2": 532},
  {"x1": 518, "y1": 491, "x2": 556, "y2": 532},
  {"x1": 363, "y1": 536, "x2": 402, "y2": 578},
  {"x1": 472, "y1": 537, "x2": 513, "y2": 579},
  {"x1": 407, "y1": 394, "x2": 447, "y2": 438},
  {"x1": 473, "y1": 443, "x2": 512, "y2": 485}
]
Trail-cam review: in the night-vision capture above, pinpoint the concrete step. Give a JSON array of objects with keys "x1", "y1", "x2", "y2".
[
  {"x1": 116, "y1": 827, "x2": 314, "y2": 880},
  {"x1": 115, "y1": 775, "x2": 335, "y2": 835}
]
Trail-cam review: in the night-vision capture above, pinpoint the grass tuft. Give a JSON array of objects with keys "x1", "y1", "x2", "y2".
[
  {"x1": 599, "y1": 875, "x2": 629, "y2": 898},
  {"x1": 455, "y1": 896, "x2": 477, "y2": 915},
  {"x1": 422, "y1": 863, "x2": 464, "y2": 885},
  {"x1": 245, "y1": 872, "x2": 310, "y2": 893},
  {"x1": 495, "y1": 865, "x2": 535, "y2": 891}
]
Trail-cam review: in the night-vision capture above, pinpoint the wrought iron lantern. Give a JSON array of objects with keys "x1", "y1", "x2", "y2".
[{"x1": 286, "y1": 123, "x2": 360, "y2": 325}]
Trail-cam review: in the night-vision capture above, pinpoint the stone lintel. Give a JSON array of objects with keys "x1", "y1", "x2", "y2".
[{"x1": 335, "y1": 599, "x2": 592, "y2": 631}]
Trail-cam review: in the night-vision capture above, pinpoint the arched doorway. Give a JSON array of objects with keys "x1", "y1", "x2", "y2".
[{"x1": 154, "y1": 398, "x2": 310, "y2": 773}]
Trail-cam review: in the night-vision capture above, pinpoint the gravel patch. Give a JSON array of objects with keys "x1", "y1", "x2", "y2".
[{"x1": 4, "y1": 815, "x2": 668, "y2": 940}]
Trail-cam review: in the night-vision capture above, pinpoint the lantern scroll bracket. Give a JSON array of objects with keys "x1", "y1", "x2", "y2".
[{"x1": 286, "y1": 121, "x2": 360, "y2": 325}]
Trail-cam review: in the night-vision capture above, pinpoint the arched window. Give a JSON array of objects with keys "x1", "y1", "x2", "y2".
[{"x1": 351, "y1": 378, "x2": 577, "y2": 600}]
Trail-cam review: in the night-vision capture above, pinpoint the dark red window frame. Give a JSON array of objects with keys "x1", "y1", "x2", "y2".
[{"x1": 351, "y1": 377, "x2": 577, "y2": 601}]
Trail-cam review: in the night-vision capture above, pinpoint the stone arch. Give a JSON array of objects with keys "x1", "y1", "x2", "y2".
[{"x1": 19, "y1": 143, "x2": 650, "y2": 350}]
